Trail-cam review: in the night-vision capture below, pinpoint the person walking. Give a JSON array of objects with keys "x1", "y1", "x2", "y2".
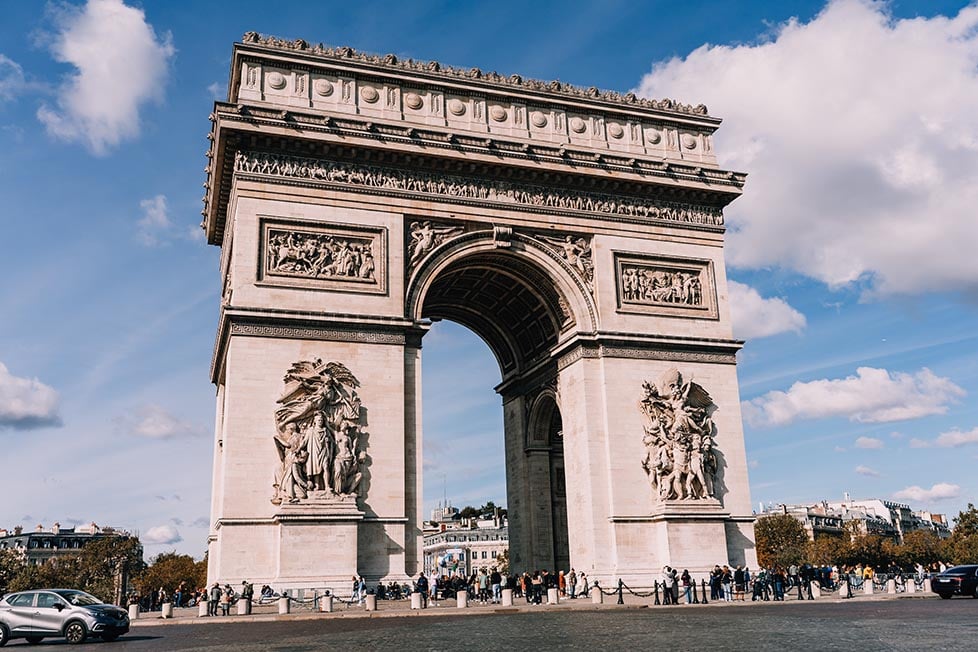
[
  {"x1": 681, "y1": 569, "x2": 692, "y2": 604},
  {"x1": 579, "y1": 571, "x2": 589, "y2": 598},
  {"x1": 415, "y1": 573, "x2": 429, "y2": 608}
]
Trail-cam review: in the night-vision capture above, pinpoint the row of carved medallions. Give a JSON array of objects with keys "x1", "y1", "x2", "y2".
[
  {"x1": 640, "y1": 368, "x2": 720, "y2": 503},
  {"x1": 236, "y1": 61, "x2": 714, "y2": 164},
  {"x1": 258, "y1": 218, "x2": 388, "y2": 295},
  {"x1": 233, "y1": 151, "x2": 725, "y2": 229},
  {"x1": 242, "y1": 33, "x2": 709, "y2": 116}
]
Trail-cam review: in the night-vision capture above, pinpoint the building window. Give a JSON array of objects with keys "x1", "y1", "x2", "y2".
[{"x1": 482, "y1": 551, "x2": 487, "y2": 559}]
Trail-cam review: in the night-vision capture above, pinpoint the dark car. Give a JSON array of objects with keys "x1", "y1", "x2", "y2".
[
  {"x1": 931, "y1": 565, "x2": 978, "y2": 599},
  {"x1": 0, "y1": 589, "x2": 129, "y2": 645}
]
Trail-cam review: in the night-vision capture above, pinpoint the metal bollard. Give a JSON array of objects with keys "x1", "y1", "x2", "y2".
[
  {"x1": 617, "y1": 579, "x2": 624, "y2": 605},
  {"x1": 701, "y1": 579, "x2": 709, "y2": 604},
  {"x1": 501, "y1": 588, "x2": 514, "y2": 606},
  {"x1": 320, "y1": 595, "x2": 333, "y2": 612},
  {"x1": 692, "y1": 580, "x2": 699, "y2": 604},
  {"x1": 887, "y1": 579, "x2": 896, "y2": 594},
  {"x1": 197, "y1": 600, "x2": 208, "y2": 617},
  {"x1": 161, "y1": 602, "x2": 173, "y2": 619},
  {"x1": 653, "y1": 581, "x2": 660, "y2": 606},
  {"x1": 456, "y1": 590, "x2": 468, "y2": 608},
  {"x1": 411, "y1": 592, "x2": 423, "y2": 609},
  {"x1": 278, "y1": 596, "x2": 290, "y2": 614},
  {"x1": 236, "y1": 597, "x2": 251, "y2": 616},
  {"x1": 547, "y1": 588, "x2": 559, "y2": 605},
  {"x1": 129, "y1": 604, "x2": 141, "y2": 620}
]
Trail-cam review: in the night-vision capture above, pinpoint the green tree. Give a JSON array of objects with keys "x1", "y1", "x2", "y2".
[
  {"x1": 136, "y1": 552, "x2": 207, "y2": 597},
  {"x1": 897, "y1": 530, "x2": 943, "y2": 567},
  {"x1": 942, "y1": 503, "x2": 978, "y2": 564},
  {"x1": 755, "y1": 514, "x2": 809, "y2": 569},
  {"x1": 807, "y1": 535, "x2": 846, "y2": 566},
  {"x1": 494, "y1": 549, "x2": 509, "y2": 575},
  {"x1": 0, "y1": 550, "x2": 28, "y2": 594}
]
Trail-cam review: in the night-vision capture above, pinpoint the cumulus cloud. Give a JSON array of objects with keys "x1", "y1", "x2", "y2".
[
  {"x1": 855, "y1": 464, "x2": 880, "y2": 477},
  {"x1": 142, "y1": 524, "x2": 182, "y2": 545},
  {"x1": 636, "y1": 0, "x2": 978, "y2": 297},
  {"x1": 909, "y1": 426, "x2": 978, "y2": 448},
  {"x1": 854, "y1": 436, "x2": 884, "y2": 449},
  {"x1": 728, "y1": 280, "x2": 806, "y2": 340},
  {"x1": 0, "y1": 362, "x2": 62, "y2": 430},
  {"x1": 893, "y1": 483, "x2": 960, "y2": 503},
  {"x1": 742, "y1": 366, "x2": 965, "y2": 428},
  {"x1": 119, "y1": 405, "x2": 205, "y2": 439},
  {"x1": 37, "y1": 0, "x2": 175, "y2": 154},
  {"x1": 136, "y1": 194, "x2": 172, "y2": 245}
]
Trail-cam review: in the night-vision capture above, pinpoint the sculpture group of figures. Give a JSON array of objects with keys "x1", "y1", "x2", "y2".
[
  {"x1": 234, "y1": 151, "x2": 725, "y2": 227},
  {"x1": 621, "y1": 266, "x2": 702, "y2": 306},
  {"x1": 408, "y1": 220, "x2": 464, "y2": 267},
  {"x1": 266, "y1": 229, "x2": 375, "y2": 281},
  {"x1": 542, "y1": 235, "x2": 594, "y2": 287},
  {"x1": 639, "y1": 369, "x2": 719, "y2": 501},
  {"x1": 271, "y1": 360, "x2": 367, "y2": 505}
]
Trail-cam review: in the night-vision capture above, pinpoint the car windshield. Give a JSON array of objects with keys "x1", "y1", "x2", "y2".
[{"x1": 53, "y1": 590, "x2": 102, "y2": 606}]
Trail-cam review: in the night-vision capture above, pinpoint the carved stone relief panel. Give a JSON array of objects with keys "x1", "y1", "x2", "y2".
[
  {"x1": 406, "y1": 219, "x2": 465, "y2": 273},
  {"x1": 614, "y1": 253, "x2": 717, "y2": 319},
  {"x1": 258, "y1": 218, "x2": 388, "y2": 294}
]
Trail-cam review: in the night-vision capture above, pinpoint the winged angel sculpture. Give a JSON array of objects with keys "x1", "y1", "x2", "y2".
[
  {"x1": 639, "y1": 368, "x2": 719, "y2": 501},
  {"x1": 271, "y1": 359, "x2": 367, "y2": 505}
]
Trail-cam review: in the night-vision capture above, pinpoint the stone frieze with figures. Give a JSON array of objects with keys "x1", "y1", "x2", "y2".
[{"x1": 614, "y1": 252, "x2": 717, "y2": 319}]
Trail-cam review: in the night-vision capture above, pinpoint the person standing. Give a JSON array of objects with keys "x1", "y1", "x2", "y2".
[
  {"x1": 415, "y1": 573, "x2": 429, "y2": 608},
  {"x1": 681, "y1": 569, "x2": 692, "y2": 604},
  {"x1": 490, "y1": 568, "x2": 502, "y2": 604},
  {"x1": 579, "y1": 571, "x2": 589, "y2": 598},
  {"x1": 208, "y1": 583, "x2": 220, "y2": 616},
  {"x1": 661, "y1": 566, "x2": 674, "y2": 605},
  {"x1": 568, "y1": 569, "x2": 577, "y2": 599}
]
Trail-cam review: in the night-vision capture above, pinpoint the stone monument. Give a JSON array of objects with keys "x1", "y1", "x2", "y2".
[{"x1": 202, "y1": 33, "x2": 757, "y2": 589}]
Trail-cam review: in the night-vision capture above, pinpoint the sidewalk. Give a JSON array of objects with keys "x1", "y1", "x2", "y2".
[{"x1": 130, "y1": 589, "x2": 937, "y2": 627}]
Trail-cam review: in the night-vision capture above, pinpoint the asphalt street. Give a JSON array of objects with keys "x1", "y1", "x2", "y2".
[{"x1": 6, "y1": 597, "x2": 976, "y2": 651}]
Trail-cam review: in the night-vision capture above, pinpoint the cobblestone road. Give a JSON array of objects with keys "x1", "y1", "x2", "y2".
[{"x1": 7, "y1": 596, "x2": 976, "y2": 651}]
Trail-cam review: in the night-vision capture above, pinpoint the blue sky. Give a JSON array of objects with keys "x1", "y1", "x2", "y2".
[{"x1": 1, "y1": 0, "x2": 976, "y2": 558}]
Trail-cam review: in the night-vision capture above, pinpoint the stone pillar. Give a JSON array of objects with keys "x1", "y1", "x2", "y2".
[
  {"x1": 236, "y1": 598, "x2": 251, "y2": 615},
  {"x1": 839, "y1": 581, "x2": 850, "y2": 599},
  {"x1": 161, "y1": 602, "x2": 173, "y2": 619},
  {"x1": 456, "y1": 590, "x2": 468, "y2": 608},
  {"x1": 592, "y1": 589, "x2": 603, "y2": 604},
  {"x1": 811, "y1": 583, "x2": 821, "y2": 599},
  {"x1": 547, "y1": 588, "x2": 559, "y2": 605},
  {"x1": 365, "y1": 594, "x2": 377, "y2": 611},
  {"x1": 128, "y1": 604, "x2": 140, "y2": 620},
  {"x1": 864, "y1": 580, "x2": 874, "y2": 596},
  {"x1": 197, "y1": 600, "x2": 208, "y2": 617},
  {"x1": 501, "y1": 588, "x2": 513, "y2": 607},
  {"x1": 906, "y1": 580, "x2": 916, "y2": 594},
  {"x1": 887, "y1": 579, "x2": 896, "y2": 594},
  {"x1": 320, "y1": 595, "x2": 333, "y2": 612},
  {"x1": 410, "y1": 592, "x2": 423, "y2": 609},
  {"x1": 278, "y1": 597, "x2": 290, "y2": 614},
  {"x1": 924, "y1": 578, "x2": 932, "y2": 593}
]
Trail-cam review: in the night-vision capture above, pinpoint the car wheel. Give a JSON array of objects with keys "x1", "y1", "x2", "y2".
[
  {"x1": 0, "y1": 623, "x2": 10, "y2": 647},
  {"x1": 939, "y1": 592, "x2": 953, "y2": 599},
  {"x1": 26, "y1": 637, "x2": 44, "y2": 645},
  {"x1": 101, "y1": 633, "x2": 120, "y2": 642},
  {"x1": 64, "y1": 621, "x2": 88, "y2": 645}
]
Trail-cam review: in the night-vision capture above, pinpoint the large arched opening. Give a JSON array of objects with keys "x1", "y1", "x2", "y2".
[{"x1": 410, "y1": 233, "x2": 592, "y2": 572}]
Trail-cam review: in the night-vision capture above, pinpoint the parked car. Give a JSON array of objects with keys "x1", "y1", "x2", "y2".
[
  {"x1": 0, "y1": 588, "x2": 129, "y2": 645},
  {"x1": 931, "y1": 565, "x2": 978, "y2": 599}
]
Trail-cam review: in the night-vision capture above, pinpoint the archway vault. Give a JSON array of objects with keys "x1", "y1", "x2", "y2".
[{"x1": 407, "y1": 231, "x2": 597, "y2": 380}]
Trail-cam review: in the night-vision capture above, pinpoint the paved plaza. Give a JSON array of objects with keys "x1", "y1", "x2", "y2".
[{"x1": 16, "y1": 594, "x2": 963, "y2": 651}]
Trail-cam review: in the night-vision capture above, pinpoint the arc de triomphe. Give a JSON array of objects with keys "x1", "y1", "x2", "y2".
[{"x1": 202, "y1": 34, "x2": 756, "y2": 589}]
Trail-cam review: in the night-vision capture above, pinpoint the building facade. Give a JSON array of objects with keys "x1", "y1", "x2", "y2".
[
  {"x1": 422, "y1": 511, "x2": 509, "y2": 577},
  {"x1": 0, "y1": 523, "x2": 137, "y2": 566},
  {"x1": 763, "y1": 498, "x2": 950, "y2": 543}
]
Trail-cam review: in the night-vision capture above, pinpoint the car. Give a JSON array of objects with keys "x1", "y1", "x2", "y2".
[
  {"x1": 930, "y1": 565, "x2": 978, "y2": 599},
  {"x1": 0, "y1": 588, "x2": 129, "y2": 646}
]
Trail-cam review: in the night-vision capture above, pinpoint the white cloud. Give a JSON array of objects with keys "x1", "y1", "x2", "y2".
[
  {"x1": 854, "y1": 436, "x2": 884, "y2": 450},
  {"x1": 120, "y1": 405, "x2": 205, "y2": 439},
  {"x1": 0, "y1": 362, "x2": 62, "y2": 430},
  {"x1": 834, "y1": 446, "x2": 847, "y2": 452},
  {"x1": 728, "y1": 280, "x2": 806, "y2": 340},
  {"x1": 910, "y1": 426, "x2": 978, "y2": 448},
  {"x1": 743, "y1": 366, "x2": 965, "y2": 427},
  {"x1": 37, "y1": 0, "x2": 175, "y2": 155},
  {"x1": 142, "y1": 523, "x2": 182, "y2": 545},
  {"x1": 137, "y1": 194, "x2": 172, "y2": 245},
  {"x1": 855, "y1": 464, "x2": 880, "y2": 477},
  {"x1": 207, "y1": 81, "x2": 222, "y2": 99},
  {"x1": 636, "y1": 0, "x2": 978, "y2": 297},
  {"x1": 748, "y1": 459, "x2": 760, "y2": 469},
  {"x1": 893, "y1": 483, "x2": 960, "y2": 503},
  {"x1": 0, "y1": 54, "x2": 27, "y2": 102}
]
